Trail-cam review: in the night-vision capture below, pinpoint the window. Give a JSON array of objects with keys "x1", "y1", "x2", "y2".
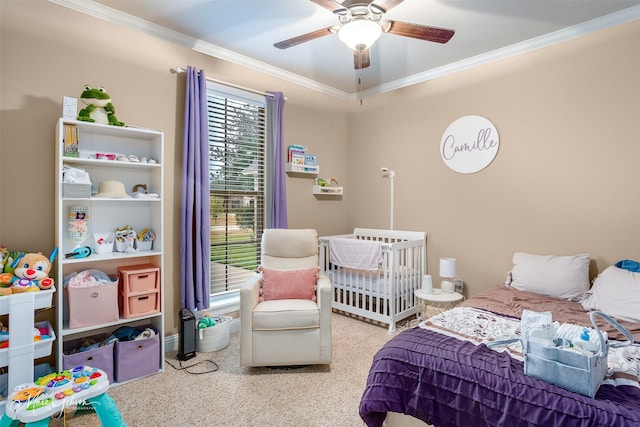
[{"x1": 207, "y1": 83, "x2": 266, "y2": 298}]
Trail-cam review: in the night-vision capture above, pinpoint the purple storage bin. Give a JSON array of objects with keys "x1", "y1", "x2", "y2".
[
  {"x1": 114, "y1": 331, "x2": 159, "y2": 383},
  {"x1": 62, "y1": 334, "x2": 115, "y2": 383}
]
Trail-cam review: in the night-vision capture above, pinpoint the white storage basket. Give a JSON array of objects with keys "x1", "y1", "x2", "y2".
[{"x1": 197, "y1": 316, "x2": 232, "y2": 352}]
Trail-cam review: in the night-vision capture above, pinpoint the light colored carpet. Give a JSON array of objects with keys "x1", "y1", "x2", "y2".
[{"x1": 47, "y1": 312, "x2": 399, "y2": 427}]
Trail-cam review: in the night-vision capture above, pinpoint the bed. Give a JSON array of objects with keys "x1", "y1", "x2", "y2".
[
  {"x1": 359, "y1": 254, "x2": 640, "y2": 427},
  {"x1": 319, "y1": 228, "x2": 427, "y2": 333}
]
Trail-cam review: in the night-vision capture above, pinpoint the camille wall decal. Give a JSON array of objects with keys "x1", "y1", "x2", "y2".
[{"x1": 440, "y1": 115, "x2": 500, "y2": 174}]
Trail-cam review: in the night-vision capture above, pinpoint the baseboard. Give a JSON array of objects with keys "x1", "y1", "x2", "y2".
[{"x1": 164, "y1": 317, "x2": 240, "y2": 352}]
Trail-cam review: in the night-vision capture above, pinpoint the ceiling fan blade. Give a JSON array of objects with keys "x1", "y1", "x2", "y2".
[
  {"x1": 372, "y1": 0, "x2": 405, "y2": 13},
  {"x1": 274, "y1": 27, "x2": 333, "y2": 49},
  {"x1": 354, "y1": 49, "x2": 371, "y2": 70},
  {"x1": 310, "y1": 0, "x2": 347, "y2": 13},
  {"x1": 385, "y1": 20, "x2": 455, "y2": 44}
]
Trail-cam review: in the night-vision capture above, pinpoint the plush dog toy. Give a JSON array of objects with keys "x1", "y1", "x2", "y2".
[
  {"x1": 0, "y1": 248, "x2": 57, "y2": 294},
  {"x1": 77, "y1": 85, "x2": 125, "y2": 126}
]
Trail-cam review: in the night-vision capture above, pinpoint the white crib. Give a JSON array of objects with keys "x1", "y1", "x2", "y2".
[{"x1": 319, "y1": 228, "x2": 427, "y2": 333}]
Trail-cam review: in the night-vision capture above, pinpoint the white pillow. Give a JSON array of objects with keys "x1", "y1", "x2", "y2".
[
  {"x1": 581, "y1": 265, "x2": 640, "y2": 322},
  {"x1": 510, "y1": 252, "x2": 590, "y2": 301}
]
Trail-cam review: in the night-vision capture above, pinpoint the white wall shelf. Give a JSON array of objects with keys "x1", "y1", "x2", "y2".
[
  {"x1": 313, "y1": 185, "x2": 343, "y2": 196},
  {"x1": 286, "y1": 162, "x2": 319, "y2": 176}
]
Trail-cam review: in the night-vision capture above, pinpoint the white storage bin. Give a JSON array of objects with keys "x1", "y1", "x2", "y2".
[
  {"x1": 0, "y1": 288, "x2": 54, "y2": 315},
  {"x1": 136, "y1": 240, "x2": 153, "y2": 251},
  {"x1": 63, "y1": 183, "x2": 91, "y2": 198},
  {"x1": 0, "y1": 321, "x2": 56, "y2": 368},
  {"x1": 93, "y1": 232, "x2": 115, "y2": 254},
  {"x1": 197, "y1": 316, "x2": 232, "y2": 352}
]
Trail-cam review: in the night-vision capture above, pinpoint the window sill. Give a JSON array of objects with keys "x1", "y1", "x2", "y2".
[{"x1": 207, "y1": 290, "x2": 240, "y2": 316}]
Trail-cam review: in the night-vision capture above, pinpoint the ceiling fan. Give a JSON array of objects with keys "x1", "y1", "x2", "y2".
[{"x1": 273, "y1": 0, "x2": 455, "y2": 70}]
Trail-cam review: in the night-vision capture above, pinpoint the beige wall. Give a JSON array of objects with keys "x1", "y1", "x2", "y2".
[
  {"x1": 348, "y1": 19, "x2": 640, "y2": 295},
  {"x1": 1, "y1": 1, "x2": 638, "y2": 337},
  {"x1": 0, "y1": 1, "x2": 351, "y2": 336}
]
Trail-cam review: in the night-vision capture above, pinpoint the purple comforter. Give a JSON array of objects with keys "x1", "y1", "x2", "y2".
[{"x1": 359, "y1": 287, "x2": 640, "y2": 427}]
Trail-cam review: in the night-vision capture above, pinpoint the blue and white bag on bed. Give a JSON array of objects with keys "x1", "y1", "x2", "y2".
[{"x1": 523, "y1": 310, "x2": 634, "y2": 397}]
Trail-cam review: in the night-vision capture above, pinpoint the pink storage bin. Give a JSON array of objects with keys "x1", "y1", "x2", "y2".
[
  {"x1": 66, "y1": 273, "x2": 119, "y2": 329},
  {"x1": 118, "y1": 264, "x2": 160, "y2": 294},
  {"x1": 119, "y1": 290, "x2": 159, "y2": 319}
]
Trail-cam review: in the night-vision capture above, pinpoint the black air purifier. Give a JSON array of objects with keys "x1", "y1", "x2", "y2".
[{"x1": 178, "y1": 308, "x2": 196, "y2": 361}]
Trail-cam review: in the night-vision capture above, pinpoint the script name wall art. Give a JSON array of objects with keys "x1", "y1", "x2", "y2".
[{"x1": 440, "y1": 115, "x2": 500, "y2": 174}]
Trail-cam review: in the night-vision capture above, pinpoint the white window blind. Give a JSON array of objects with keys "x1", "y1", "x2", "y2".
[{"x1": 207, "y1": 83, "x2": 266, "y2": 296}]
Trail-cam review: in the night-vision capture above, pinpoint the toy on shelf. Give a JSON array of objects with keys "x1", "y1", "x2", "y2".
[
  {"x1": 2, "y1": 250, "x2": 24, "y2": 275},
  {"x1": 0, "y1": 322, "x2": 7, "y2": 344},
  {"x1": 64, "y1": 246, "x2": 92, "y2": 259},
  {"x1": 115, "y1": 225, "x2": 137, "y2": 253},
  {"x1": 0, "y1": 248, "x2": 58, "y2": 294},
  {"x1": 77, "y1": 85, "x2": 125, "y2": 126},
  {"x1": 136, "y1": 228, "x2": 156, "y2": 251},
  {"x1": 0, "y1": 246, "x2": 8, "y2": 272},
  {"x1": 0, "y1": 324, "x2": 51, "y2": 349}
]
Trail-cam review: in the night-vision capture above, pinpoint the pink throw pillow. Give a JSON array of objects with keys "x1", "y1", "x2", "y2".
[{"x1": 259, "y1": 266, "x2": 318, "y2": 302}]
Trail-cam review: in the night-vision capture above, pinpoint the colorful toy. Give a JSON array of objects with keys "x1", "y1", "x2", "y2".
[
  {"x1": 198, "y1": 313, "x2": 217, "y2": 329},
  {"x1": 137, "y1": 228, "x2": 156, "y2": 242},
  {"x1": 0, "y1": 248, "x2": 58, "y2": 293},
  {"x1": 0, "y1": 247, "x2": 8, "y2": 272},
  {"x1": 0, "y1": 322, "x2": 8, "y2": 343},
  {"x1": 0, "y1": 327, "x2": 46, "y2": 349},
  {"x1": 77, "y1": 85, "x2": 125, "y2": 126},
  {"x1": 0, "y1": 249, "x2": 23, "y2": 289},
  {"x1": 3, "y1": 250, "x2": 24, "y2": 274},
  {"x1": 64, "y1": 246, "x2": 92, "y2": 259}
]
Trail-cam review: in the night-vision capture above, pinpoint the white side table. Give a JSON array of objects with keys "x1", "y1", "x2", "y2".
[{"x1": 415, "y1": 288, "x2": 464, "y2": 321}]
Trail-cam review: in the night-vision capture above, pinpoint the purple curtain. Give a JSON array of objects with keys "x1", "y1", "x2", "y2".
[
  {"x1": 266, "y1": 91, "x2": 287, "y2": 228},
  {"x1": 180, "y1": 66, "x2": 210, "y2": 311}
]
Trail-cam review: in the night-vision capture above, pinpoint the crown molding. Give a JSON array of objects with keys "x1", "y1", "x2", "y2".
[
  {"x1": 48, "y1": 0, "x2": 358, "y2": 102},
  {"x1": 49, "y1": 0, "x2": 639, "y2": 102},
  {"x1": 358, "y1": 5, "x2": 640, "y2": 99}
]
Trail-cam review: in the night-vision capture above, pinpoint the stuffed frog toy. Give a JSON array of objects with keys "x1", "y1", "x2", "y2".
[{"x1": 77, "y1": 85, "x2": 125, "y2": 126}]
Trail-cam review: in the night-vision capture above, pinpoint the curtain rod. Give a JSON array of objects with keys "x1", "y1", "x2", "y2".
[{"x1": 170, "y1": 67, "x2": 286, "y2": 101}]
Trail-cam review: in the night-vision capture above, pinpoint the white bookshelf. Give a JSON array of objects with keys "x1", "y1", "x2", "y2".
[{"x1": 54, "y1": 119, "x2": 165, "y2": 380}]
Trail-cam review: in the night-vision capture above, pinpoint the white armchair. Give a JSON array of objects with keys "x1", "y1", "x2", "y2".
[{"x1": 240, "y1": 228, "x2": 332, "y2": 367}]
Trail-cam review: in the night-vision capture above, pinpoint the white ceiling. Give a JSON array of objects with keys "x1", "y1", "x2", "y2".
[{"x1": 54, "y1": 0, "x2": 640, "y2": 101}]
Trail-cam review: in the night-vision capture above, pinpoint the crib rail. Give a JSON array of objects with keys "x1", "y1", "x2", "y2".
[{"x1": 319, "y1": 229, "x2": 427, "y2": 333}]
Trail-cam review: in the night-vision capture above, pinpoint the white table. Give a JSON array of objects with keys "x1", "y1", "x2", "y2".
[{"x1": 414, "y1": 288, "x2": 464, "y2": 321}]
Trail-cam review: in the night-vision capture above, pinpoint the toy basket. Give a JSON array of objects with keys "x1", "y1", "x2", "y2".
[
  {"x1": 197, "y1": 316, "x2": 232, "y2": 352},
  {"x1": 93, "y1": 232, "x2": 115, "y2": 254}
]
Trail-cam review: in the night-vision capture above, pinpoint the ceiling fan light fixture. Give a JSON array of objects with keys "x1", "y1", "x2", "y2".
[{"x1": 338, "y1": 19, "x2": 382, "y2": 51}]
